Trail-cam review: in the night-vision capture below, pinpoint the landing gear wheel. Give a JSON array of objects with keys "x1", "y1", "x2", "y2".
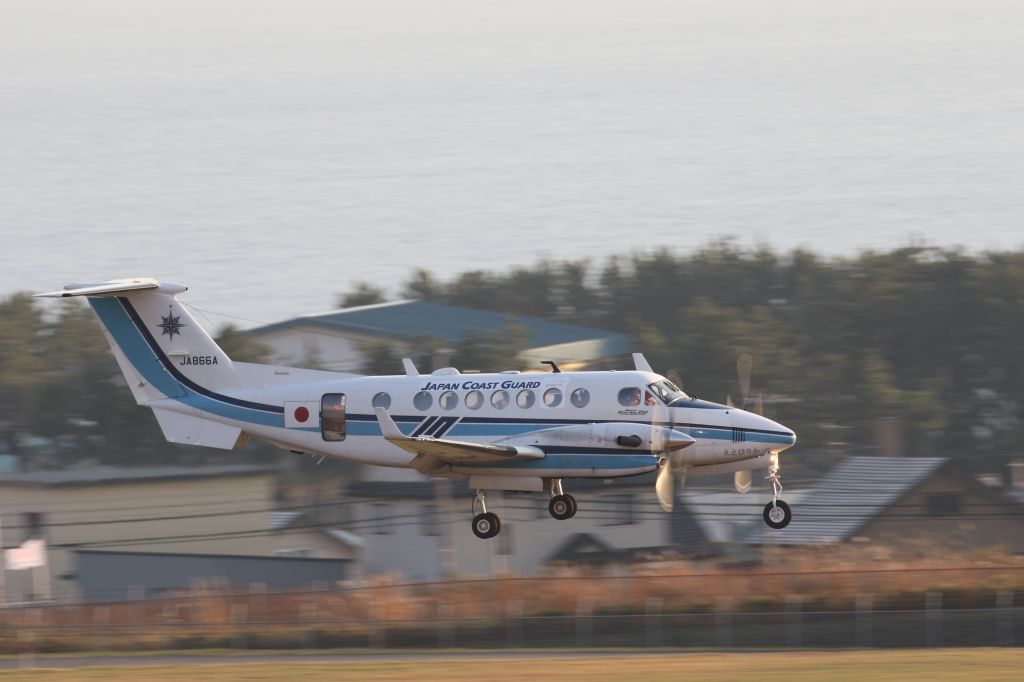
[
  {"x1": 763, "y1": 500, "x2": 792, "y2": 529},
  {"x1": 565, "y1": 494, "x2": 578, "y2": 518},
  {"x1": 549, "y1": 494, "x2": 575, "y2": 520},
  {"x1": 472, "y1": 512, "x2": 501, "y2": 539}
]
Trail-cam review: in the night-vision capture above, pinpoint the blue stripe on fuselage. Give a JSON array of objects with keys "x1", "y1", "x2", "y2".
[
  {"x1": 455, "y1": 454, "x2": 656, "y2": 471},
  {"x1": 88, "y1": 297, "x2": 285, "y2": 427},
  {"x1": 345, "y1": 413, "x2": 793, "y2": 445},
  {"x1": 117, "y1": 298, "x2": 282, "y2": 414}
]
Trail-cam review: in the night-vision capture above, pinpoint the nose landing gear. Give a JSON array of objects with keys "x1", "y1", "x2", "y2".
[{"x1": 762, "y1": 454, "x2": 792, "y2": 529}]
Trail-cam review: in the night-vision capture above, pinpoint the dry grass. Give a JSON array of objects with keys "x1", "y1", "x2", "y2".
[
  {"x1": 1, "y1": 649, "x2": 1023, "y2": 681},
  {"x1": 2, "y1": 547, "x2": 1021, "y2": 654}
]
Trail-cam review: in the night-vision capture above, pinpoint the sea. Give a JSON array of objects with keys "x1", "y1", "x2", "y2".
[{"x1": 2, "y1": 0, "x2": 1023, "y2": 326}]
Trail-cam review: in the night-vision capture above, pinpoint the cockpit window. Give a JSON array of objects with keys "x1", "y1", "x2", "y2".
[
  {"x1": 647, "y1": 380, "x2": 689, "y2": 404},
  {"x1": 617, "y1": 387, "x2": 642, "y2": 407}
]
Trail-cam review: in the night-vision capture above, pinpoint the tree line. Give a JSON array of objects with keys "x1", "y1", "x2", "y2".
[
  {"x1": 2, "y1": 243, "x2": 1022, "y2": 470},
  {"x1": 347, "y1": 243, "x2": 1024, "y2": 470}
]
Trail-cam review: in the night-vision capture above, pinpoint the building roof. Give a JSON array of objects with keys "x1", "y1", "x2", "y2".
[
  {"x1": 269, "y1": 511, "x2": 365, "y2": 549},
  {"x1": 0, "y1": 464, "x2": 278, "y2": 487},
  {"x1": 743, "y1": 456, "x2": 948, "y2": 545},
  {"x1": 250, "y1": 299, "x2": 628, "y2": 353},
  {"x1": 547, "y1": 532, "x2": 618, "y2": 564},
  {"x1": 670, "y1": 494, "x2": 714, "y2": 553}
]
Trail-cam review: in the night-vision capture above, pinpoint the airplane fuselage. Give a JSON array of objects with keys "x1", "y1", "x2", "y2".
[{"x1": 153, "y1": 368, "x2": 795, "y2": 481}]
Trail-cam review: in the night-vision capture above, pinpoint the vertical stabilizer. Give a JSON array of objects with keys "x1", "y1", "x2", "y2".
[{"x1": 37, "y1": 279, "x2": 239, "y2": 404}]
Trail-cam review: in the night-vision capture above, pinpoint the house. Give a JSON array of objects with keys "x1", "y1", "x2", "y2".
[
  {"x1": 741, "y1": 456, "x2": 1024, "y2": 551},
  {"x1": 343, "y1": 468, "x2": 710, "y2": 581},
  {"x1": 0, "y1": 465, "x2": 354, "y2": 603},
  {"x1": 269, "y1": 511, "x2": 363, "y2": 562},
  {"x1": 246, "y1": 300, "x2": 630, "y2": 373}
]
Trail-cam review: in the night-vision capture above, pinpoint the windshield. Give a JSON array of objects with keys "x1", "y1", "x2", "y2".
[{"x1": 647, "y1": 379, "x2": 689, "y2": 404}]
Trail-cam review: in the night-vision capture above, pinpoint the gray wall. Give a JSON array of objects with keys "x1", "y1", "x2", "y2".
[{"x1": 75, "y1": 550, "x2": 349, "y2": 602}]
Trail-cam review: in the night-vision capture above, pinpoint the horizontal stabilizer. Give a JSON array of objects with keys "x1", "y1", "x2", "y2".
[
  {"x1": 152, "y1": 407, "x2": 247, "y2": 450},
  {"x1": 374, "y1": 407, "x2": 545, "y2": 464},
  {"x1": 35, "y1": 278, "x2": 165, "y2": 298}
]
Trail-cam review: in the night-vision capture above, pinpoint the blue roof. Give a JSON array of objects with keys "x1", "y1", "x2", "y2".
[{"x1": 251, "y1": 300, "x2": 628, "y2": 351}]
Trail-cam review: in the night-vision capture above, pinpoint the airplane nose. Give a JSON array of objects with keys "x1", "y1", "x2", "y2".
[
  {"x1": 733, "y1": 409, "x2": 796, "y2": 451},
  {"x1": 766, "y1": 417, "x2": 796, "y2": 451}
]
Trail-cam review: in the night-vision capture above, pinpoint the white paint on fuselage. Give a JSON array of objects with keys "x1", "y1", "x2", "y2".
[{"x1": 153, "y1": 369, "x2": 795, "y2": 481}]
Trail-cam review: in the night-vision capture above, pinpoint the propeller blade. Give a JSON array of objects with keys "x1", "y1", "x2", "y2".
[
  {"x1": 666, "y1": 369, "x2": 684, "y2": 391},
  {"x1": 656, "y1": 463, "x2": 674, "y2": 512},
  {"x1": 736, "y1": 354, "x2": 753, "y2": 405},
  {"x1": 734, "y1": 469, "x2": 752, "y2": 494},
  {"x1": 726, "y1": 394, "x2": 733, "y2": 408},
  {"x1": 754, "y1": 394, "x2": 764, "y2": 416}
]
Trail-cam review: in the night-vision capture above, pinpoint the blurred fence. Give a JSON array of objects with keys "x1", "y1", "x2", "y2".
[{"x1": 1, "y1": 566, "x2": 1022, "y2": 652}]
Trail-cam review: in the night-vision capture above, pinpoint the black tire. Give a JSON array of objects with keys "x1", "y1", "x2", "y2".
[
  {"x1": 485, "y1": 512, "x2": 501, "y2": 538},
  {"x1": 763, "y1": 500, "x2": 792, "y2": 529},
  {"x1": 472, "y1": 512, "x2": 501, "y2": 539},
  {"x1": 549, "y1": 494, "x2": 574, "y2": 520},
  {"x1": 565, "y1": 494, "x2": 578, "y2": 518}
]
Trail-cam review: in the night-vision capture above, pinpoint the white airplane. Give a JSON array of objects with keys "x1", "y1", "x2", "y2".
[{"x1": 38, "y1": 278, "x2": 797, "y2": 539}]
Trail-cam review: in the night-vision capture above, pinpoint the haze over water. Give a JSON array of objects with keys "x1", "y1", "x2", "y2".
[{"x1": 3, "y1": 0, "x2": 1023, "y2": 325}]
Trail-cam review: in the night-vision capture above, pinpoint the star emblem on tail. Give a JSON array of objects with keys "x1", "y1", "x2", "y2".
[{"x1": 157, "y1": 305, "x2": 186, "y2": 339}]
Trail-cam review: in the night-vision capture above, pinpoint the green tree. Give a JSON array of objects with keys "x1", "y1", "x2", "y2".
[
  {"x1": 214, "y1": 324, "x2": 272, "y2": 363},
  {"x1": 337, "y1": 282, "x2": 387, "y2": 308}
]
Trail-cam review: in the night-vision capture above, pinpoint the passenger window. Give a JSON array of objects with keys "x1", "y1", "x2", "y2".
[
  {"x1": 570, "y1": 388, "x2": 590, "y2": 408},
  {"x1": 644, "y1": 391, "x2": 657, "y2": 406},
  {"x1": 413, "y1": 391, "x2": 433, "y2": 410},
  {"x1": 543, "y1": 387, "x2": 563, "y2": 407},
  {"x1": 491, "y1": 390, "x2": 510, "y2": 409},
  {"x1": 465, "y1": 390, "x2": 484, "y2": 410},
  {"x1": 372, "y1": 392, "x2": 391, "y2": 409},
  {"x1": 321, "y1": 393, "x2": 346, "y2": 441},
  {"x1": 618, "y1": 387, "x2": 642, "y2": 407},
  {"x1": 439, "y1": 390, "x2": 458, "y2": 410},
  {"x1": 517, "y1": 389, "x2": 536, "y2": 408}
]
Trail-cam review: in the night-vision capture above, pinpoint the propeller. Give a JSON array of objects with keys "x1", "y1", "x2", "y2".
[
  {"x1": 654, "y1": 364, "x2": 694, "y2": 512},
  {"x1": 736, "y1": 353, "x2": 753, "y2": 408},
  {"x1": 731, "y1": 353, "x2": 760, "y2": 494},
  {"x1": 630, "y1": 354, "x2": 695, "y2": 512},
  {"x1": 734, "y1": 469, "x2": 752, "y2": 494},
  {"x1": 666, "y1": 368, "x2": 684, "y2": 394},
  {"x1": 656, "y1": 458, "x2": 688, "y2": 511},
  {"x1": 654, "y1": 429, "x2": 692, "y2": 511}
]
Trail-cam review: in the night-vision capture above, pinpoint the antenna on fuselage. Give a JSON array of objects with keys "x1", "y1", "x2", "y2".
[
  {"x1": 402, "y1": 358, "x2": 420, "y2": 376},
  {"x1": 541, "y1": 360, "x2": 561, "y2": 373}
]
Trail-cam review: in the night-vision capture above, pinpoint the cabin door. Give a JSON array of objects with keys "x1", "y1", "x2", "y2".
[{"x1": 321, "y1": 393, "x2": 346, "y2": 441}]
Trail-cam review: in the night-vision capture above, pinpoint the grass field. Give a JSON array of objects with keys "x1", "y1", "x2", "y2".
[{"x1": 0, "y1": 649, "x2": 1022, "y2": 681}]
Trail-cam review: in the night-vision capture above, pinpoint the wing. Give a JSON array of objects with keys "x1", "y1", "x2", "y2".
[{"x1": 374, "y1": 407, "x2": 544, "y2": 474}]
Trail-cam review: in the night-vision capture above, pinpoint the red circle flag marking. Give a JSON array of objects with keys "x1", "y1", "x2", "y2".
[{"x1": 294, "y1": 406, "x2": 310, "y2": 423}]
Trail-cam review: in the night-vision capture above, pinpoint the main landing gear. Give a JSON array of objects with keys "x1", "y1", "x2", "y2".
[
  {"x1": 471, "y1": 490, "x2": 501, "y2": 539},
  {"x1": 470, "y1": 480, "x2": 580, "y2": 540},
  {"x1": 547, "y1": 479, "x2": 577, "y2": 521},
  {"x1": 762, "y1": 453, "x2": 792, "y2": 529}
]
